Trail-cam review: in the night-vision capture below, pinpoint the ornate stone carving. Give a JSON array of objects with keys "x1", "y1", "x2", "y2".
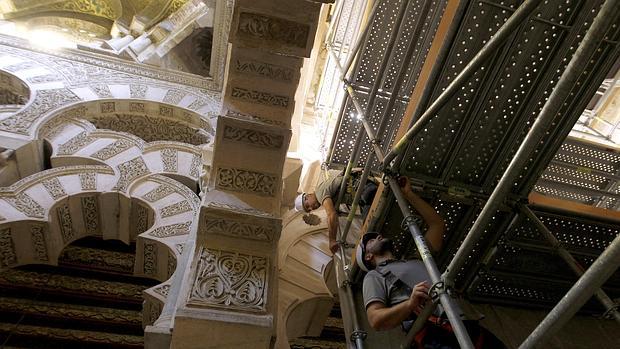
[
  {"x1": 203, "y1": 215, "x2": 275, "y2": 242},
  {"x1": 226, "y1": 109, "x2": 287, "y2": 127},
  {"x1": 154, "y1": 284, "x2": 170, "y2": 297},
  {"x1": 129, "y1": 102, "x2": 145, "y2": 113},
  {"x1": 189, "y1": 154, "x2": 201, "y2": 178},
  {"x1": 160, "y1": 148, "x2": 178, "y2": 172},
  {"x1": 149, "y1": 221, "x2": 191, "y2": 238},
  {"x1": 57, "y1": 132, "x2": 94, "y2": 156},
  {"x1": 42, "y1": 177, "x2": 67, "y2": 200},
  {"x1": 159, "y1": 105, "x2": 173, "y2": 117},
  {"x1": 167, "y1": 254, "x2": 175, "y2": 278},
  {"x1": 4, "y1": 61, "x2": 38, "y2": 72},
  {"x1": 189, "y1": 248, "x2": 267, "y2": 312},
  {"x1": 230, "y1": 87, "x2": 289, "y2": 108},
  {"x1": 187, "y1": 98, "x2": 207, "y2": 110},
  {"x1": 91, "y1": 84, "x2": 113, "y2": 98},
  {"x1": 100, "y1": 101, "x2": 116, "y2": 113},
  {"x1": 143, "y1": 242, "x2": 157, "y2": 276},
  {"x1": 129, "y1": 84, "x2": 147, "y2": 99},
  {"x1": 0, "y1": 88, "x2": 80, "y2": 134},
  {"x1": 216, "y1": 167, "x2": 277, "y2": 197},
  {"x1": 135, "y1": 204, "x2": 149, "y2": 236},
  {"x1": 60, "y1": 246, "x2": 134, "y2": 274},
  {"x1": 91, "y1": 139, "x2": 132, "y2": 160},
  {"x1": 57, "y1": 203, "x2": 75, "y2": 243},
  {"x1": 234, "y1": 58, "x2": 295, "y2": 82},
  {"x1": 27, "y1": 74, "x2": 62, "y2": 84},
  {"x1": 205, "y1": 202, "x2": 273, "y2": 217},
  {"x1": 113, "y1": 157, "x2": 149, "y2": 192},
  {"x1": 79, "y1": 172, "x2": 97, "y2": 190},
  {"x1": 237, "y1": 12, "x2": 309, "y2": 48},
  {"x1": 163, "y1": 89, "x2": 185, "y2": 104},
  {"x1": 81, "y1": 196, "x2": 99, "y2": 235},
  {"x1": 30, "y1": 225, "x2": 48, "y2": 262},
  {"x1": 39, "y1": 106, "x2": 87, "y2": 139},
  {"x1": 0, "y1": 228, "x2": 17, "y2": 268},
  {"x1": 90, "y1": 114, "x2": 210, "y2": 145},
  {"x1": 142, "y1": 185, "x2": 174, "y2": 202},
  {"x1": 5, "y1": 193, "x2": 45, "y2": 218},
  {"x1": 160, "y1": 201, "x2": 191, "y2": 218},
  {"x1": 222, "y1": 125, "x2": 284, "y2": 149},
  {"x1": 175, "y1": 244, "x2": 184, "y2": 255}
]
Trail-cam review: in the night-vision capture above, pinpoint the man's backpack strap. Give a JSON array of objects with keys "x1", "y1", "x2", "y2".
[{"x1": 375, "y1": 264, "x2": 413, "y2": 298}]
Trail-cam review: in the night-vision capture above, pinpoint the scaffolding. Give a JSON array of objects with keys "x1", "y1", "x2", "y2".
[{"x1": 321, "y1": 0, "x2": 620, "y2": 348}]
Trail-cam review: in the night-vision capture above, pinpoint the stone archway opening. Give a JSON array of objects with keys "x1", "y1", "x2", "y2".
[{"x1": 0, "y1": 69, "x2": 30, "y2": 118}]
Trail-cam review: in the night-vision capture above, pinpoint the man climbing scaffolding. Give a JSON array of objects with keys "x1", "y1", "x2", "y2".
[
  {"x1": 357, "y1": 177, "x2": 506, "y2": 348},
  {"x1": 295, "y1": 168, "x2": 378, "y2": 254}
]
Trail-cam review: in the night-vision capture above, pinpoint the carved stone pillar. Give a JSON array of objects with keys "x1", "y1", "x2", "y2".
[{"x1": 170, "y1": 1, "x2": 323, "y2": 347}]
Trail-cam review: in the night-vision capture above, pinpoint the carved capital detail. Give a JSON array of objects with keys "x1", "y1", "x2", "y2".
[
  {"x1": 216, "y1": 167, "x2": 277, "y2": 197},
  {"x1": 237, "y1": 12, "x2": 309, "y2": 48},
  {"x1": 230, "y1": 87, "x2": 289, "y2": 108},
  {"x1": 222, "y1": 125, "x2": 284, "y2": 150},
  {"x1": 203, "y1": 214, "x2": 275, "y2": 242},
  {"x1": 234, "y1": 58, "x2": 295, "y2": 82},
  {"x1": 188, "y1": 248, "x2": 267, "y2": 312}
]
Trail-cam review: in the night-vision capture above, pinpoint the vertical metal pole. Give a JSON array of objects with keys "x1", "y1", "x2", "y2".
[
  {"x1": 340, "y1": 0, "x2": 435, "y2": 244},
  {"x1": 520, "y1": 205, "x2": 620, "y2": 323},
  {"x1": 332, "y1": 0, "x2": 409, "y2": 208},
  {"x1": 382, "y1": 0, "x2": 543, "y2": 168},
  {"x1": 444, "y1": 0, "x2": 620, "y2": 283},
  {"x1": 335, "y1": 247, "x2": 366, "y2": 349},
  {"x1": 385, "y1": 176, "x2": 474, "y2": 349},
  {"x1": 519, "y1": 232, "x2": 620, "y2": 348}
]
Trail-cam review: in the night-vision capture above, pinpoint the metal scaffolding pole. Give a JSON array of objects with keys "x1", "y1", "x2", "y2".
[
  {"x1": 343, "y1": 0, "x2": 381, "y2": 77},
  {"x1": 385, "y1": 176, "x2": 475, "y2": 349},
  {"x1": 331, "y1": 0, "x2": 408, "y2": 209},
  {"x1": 519, "y1": 232, "x2": 620, "y2": 348},
  {"x1": 520, "y1": 205, "x2": 620, "y2": 323},
  {"x1": 443, "y1": 0, "x2": 620, "y2": 283},
  {"x1": 340, "y1": 0, "x2": 435, "y2": 246},
  {"x1": 381, "y1": 0, "x2": 543, "y2": 168},
  {"x1": 335, "y1": 247, "x2": 366, "y2": 348}
]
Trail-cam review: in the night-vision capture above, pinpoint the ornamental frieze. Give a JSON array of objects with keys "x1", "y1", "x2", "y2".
[
  {"x1": 230, "y1": 87, "x2": 290, "y2": 108},
  {"x1": 30, "y1": 225, "x2": 48, "y2": 262},
  {"x1": 91, "y1": 139, "x2": 133, "y2": 161},
  {"x1": 160, "y1": 201, "x2": 192, "y2": 218},
  {"x1": 216, "y1": 167, "x2": 277, "y2": 197},
  {"x1": 57, "y1": 132, "x2": 95, "y2": 156},
  {"x1": 237, "y1": 12, "x2": 309, "y2": 49},
  {"x1": 222, "y1": 125, "x2": 284, "y2": 150},
  {"x1": 143, "y1": 242, "x2": 158, "y2": 277},
  {"x1": 203, "y1": 215, "x2": 276, "y2": 242},
  {"x1": 188, "y1": 248, "x2": 267, "y2": 312},
  {"x1": 57, "y1": 203, "x2": 75, "y2": 243},
  {"x1": 81, "y1": 196, "x2": 100, "y2": 235},
  {"x1": 205, "y1": 201, "x2": 273, "y2": 218},
  {"x1": 149, "y1": 221, "x2": 192, "y2": 238},
  {"x1": 234, "y1": 58, "x2": 295, "y2": 82},
  {"x1": 79, "y1": 172, "x2": 97, "y2": 190},
  {"x1": 160, "y1": 148, "x2": 178, "y2": 172}
]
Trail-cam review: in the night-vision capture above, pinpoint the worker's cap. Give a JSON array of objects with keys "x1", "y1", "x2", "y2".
[
  {"x1": 355, "y1": 231, "x2": 380, "y2": 272},
  {"x1": 294, "y1": 193, "x2": 308, "y2": 212}
]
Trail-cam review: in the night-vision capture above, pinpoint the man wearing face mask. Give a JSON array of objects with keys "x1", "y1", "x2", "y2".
[{"x1": 357, "y1": 177, "x2": 505, "y2": 348}]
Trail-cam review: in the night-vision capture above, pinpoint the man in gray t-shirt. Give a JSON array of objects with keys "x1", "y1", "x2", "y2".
[{"x1": 295, "y1": 171, "x2": 377, "y2": 254}]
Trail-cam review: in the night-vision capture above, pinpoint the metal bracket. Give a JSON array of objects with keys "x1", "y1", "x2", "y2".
[
  {"x1": 351, "y1": 330, "x2": 368, "y2": 341},
  {"x1": 401, "y1": 215, "x2": 419, "y2": 230},
  {"x1": 429, "y1": 281, "x2": 447, "y2": 301},
  {"x1": 601, "y1": 302, "x2": 619, "y2": 320},
  {"x1": 338, "y1": 239, "x2": 356, "y2": 249}
]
